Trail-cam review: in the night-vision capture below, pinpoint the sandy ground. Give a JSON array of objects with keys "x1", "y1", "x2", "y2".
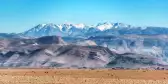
[{"x1": 0, "y1": 69, "x2": 168, "y2": 84}]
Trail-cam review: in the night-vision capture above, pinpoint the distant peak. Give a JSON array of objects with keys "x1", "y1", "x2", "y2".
[
  {"x1": 35, "y1": 24, "x2": 46, "y2": 28},
  {"x1": 63, "y1": 22, "x2": 73, "y2": 25},
  {"x1": 112, "y1": 23, "x2": 131, "y2": 28},
  {"x1": 73, "y1": 23, "x2": 85, "y2": 29},
  {"x1": 97, "y1": 22, "x2": 112, "y2": 26},
  {"x1": 41, "y1": 24, "x2": 47, "y2": 27},
  {"x1": 44, "y1": 23, "x2": 56, "y2": 26},
  {"x1": 36, "y1": 23, "x2": 56, "y2": 28},
  {"x1": 96, "y1": 22, "x2": 113, "y2": 31}
]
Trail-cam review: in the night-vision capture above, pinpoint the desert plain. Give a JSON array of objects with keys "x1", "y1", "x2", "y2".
[{"x1": 0, "y1": 69, "x2": 168, "y2": 84}]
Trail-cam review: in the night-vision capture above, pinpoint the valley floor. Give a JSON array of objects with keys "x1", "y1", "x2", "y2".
[{"x1": 0, "y1": 69, "x2": 168, "y2": 84}]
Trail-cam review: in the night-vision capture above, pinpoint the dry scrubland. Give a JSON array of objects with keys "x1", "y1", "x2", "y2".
[{"x1": 0, "y1": 69, "x2": 168, "y2": 84}]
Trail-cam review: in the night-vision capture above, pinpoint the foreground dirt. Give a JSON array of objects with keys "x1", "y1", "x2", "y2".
[{"x1": 0, "y1": 69, "x2": 168, "y2": 84}]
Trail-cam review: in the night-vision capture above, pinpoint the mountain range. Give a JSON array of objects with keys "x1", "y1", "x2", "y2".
[{"x1": 20, "y1": 22, "x2": 168, "y2": 38}]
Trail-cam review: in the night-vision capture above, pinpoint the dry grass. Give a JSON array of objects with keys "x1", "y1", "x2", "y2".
[{"x1": 0, "y1": 69, "x2": 168, "y2": 84}]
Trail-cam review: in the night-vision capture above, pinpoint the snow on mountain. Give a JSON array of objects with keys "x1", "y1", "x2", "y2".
[
  {"x1": 112, "y1": 23, "x2": 131, "y2": 28},
  {"x1": 21, "y1": 22, "x2": 134, "y2": 37},
  {"x1": 96, "y1": 22, "x2": 113, "y2": 31},
  {"x1": 21, "y1": 22, "x2": 168, "y2": 38},
  {"x1": 61, "y1": 23, "x2": 73, "y2": 29},
  {"x1": 23, "y1": 23, "x2": 63, "y2": 37},
  {"x1": 73, "y1": 23, "x2": 85, "y2": 29},
  {"x1": 96, "y1": 22, "x2": 131, "y2": 31},
  {"x1": 61, "y1": 23, "x2": 86, "y2": 29},
  {"x1": 41, "y1": 24, "x2": 47, "y2": 27},
  {"x1": 25, "y1": 22, "x2": 130, "y2": 36},
  {"x1": 25, "y1": 23, "x2": 57, "y2": 33},
  {"x1": 22, "y1": 23, "x2": 88, "y2": 37}
]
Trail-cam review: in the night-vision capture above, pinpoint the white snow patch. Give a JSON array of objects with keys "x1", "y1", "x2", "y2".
[
  {"x1": 41, "y1": 24, "x2": 47, "y2": 27},
  {"x1": 73, "y1": 23, "x2": 85, "y2": 29},
  {"x1": 96, "y1": 23, "x2": 112, "y2": 31},
  {"x1": 56, "y1": 25, "x2": 63, "y2": 30}
]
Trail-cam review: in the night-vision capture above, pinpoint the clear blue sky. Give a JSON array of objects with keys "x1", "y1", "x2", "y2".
[{"x1": 0, "y1": 0, "x2": 168, "y2": 33}]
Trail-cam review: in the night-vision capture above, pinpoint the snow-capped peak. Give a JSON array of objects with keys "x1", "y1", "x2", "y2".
[
  {"x1": 96, "y1": 22, "x2": 113, "y2": 31},
  {"x1": 41, "y1": 24, "x2": 47, "y2": 27},
  {"x1": 43, "y1": 23, "x2": 57, "y2": 28},
  {"x1": 73, "y1": 23, "x2": 85, "y2": 29},
  {"x1": 56, "y1": 24, "x2": 63, "y2": 30},
  {"x1": 35, "y1": 24, "x2": 46, "y2": 28},
  {"x1": 35, "y1": 23, "x2": 58, "y2": 29},
  {"x1": 112, "y1": 23, "x2": 131, "y2": 28},
  {"x1": 61, "y1": 23, "x2": 73, "y2": 29}
]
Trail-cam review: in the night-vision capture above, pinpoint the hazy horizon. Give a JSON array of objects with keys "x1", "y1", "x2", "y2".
[{"x1": 0, "y1": 0, "x2": 168, "y2": 33}]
